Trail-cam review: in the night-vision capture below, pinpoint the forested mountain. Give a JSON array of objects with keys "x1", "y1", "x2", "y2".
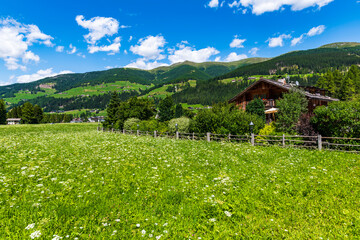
[
  {"x1": 216, "y1": 44, "x2": 360, "y2": 80},
  {"x1": 0, "y1": 58, "x2": 266, "y2": 99}
]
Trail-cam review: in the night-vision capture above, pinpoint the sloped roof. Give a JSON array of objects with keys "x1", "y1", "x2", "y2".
[{"x1": 229, "y1": 78, "x2": 339, "y2": 103}]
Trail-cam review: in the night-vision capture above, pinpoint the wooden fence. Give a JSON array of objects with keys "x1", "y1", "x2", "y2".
[{"x1": 99, "y1": 127, "x2": 360, "y2": 153}]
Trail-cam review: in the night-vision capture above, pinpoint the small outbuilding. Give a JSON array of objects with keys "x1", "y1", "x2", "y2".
[{"x1": 7, "y1": 118, "x2": 21, "y2": 125}]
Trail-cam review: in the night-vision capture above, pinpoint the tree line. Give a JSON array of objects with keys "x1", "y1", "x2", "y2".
[{"x1": 0, "y1": 101, "x2": 74, "y2": 124}]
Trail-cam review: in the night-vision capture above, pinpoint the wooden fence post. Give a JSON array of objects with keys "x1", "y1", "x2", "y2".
[
  {"x1": 207, "y1": 132, "x2": 211, "y2": 142},
  {"x1": 282, "y1": 134, "x2": 285, "y2": 147},
  {"x1": 112, "y1": 128, "x2": 114, "y2": 133},
  {"x1": 192, "y1": 132, "x2": 195, "y2": 140},
  {"x1": 176, "y1": 131, "x2": 179, "y2": 140},
  {"x1": 137, "y1": 130, "x2": 140, "y2": 136},
  {"x1": 318, "y1": 135, "x2": 322, "y2": 151},
  {"x1": 123, "y1": 129, "x2": 125, "y2": 134},
  {"x1": 154, "y1": 131, "x2": 157, "y2": 138},
  {"x1": 228, "y1": 133, "x2": 231, "y2": 142},
  {"x1": 251, "y1": 133, "x2": 255, "y2": 146}
]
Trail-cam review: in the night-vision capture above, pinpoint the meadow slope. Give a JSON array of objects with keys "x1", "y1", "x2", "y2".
[{"x1": 0, "y1": 124, "x2": 359, "y2": 239}]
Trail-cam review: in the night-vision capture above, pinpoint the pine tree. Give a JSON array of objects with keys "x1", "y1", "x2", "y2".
[
  {"x1": 33, "y1": 105, "x2": 44, "y2": 123},
  {"x1": 21, "y1": 102, "x2": 35, "y2": 124},
  {"x1": 158, "y1": 96, "x2": 175, "y2": 122},
  {"x1": 174, "y1": 104, "x2": 184, "y2": 118},
  {"x1": 105, "y1": 91, "x2": 121, "y2": 127},
  {"x1": 0, "y1": 99, "x2": 6, "y2": 125},
  {"x1": 337, "y1": 77, "x2": 355, "y2": 101}
]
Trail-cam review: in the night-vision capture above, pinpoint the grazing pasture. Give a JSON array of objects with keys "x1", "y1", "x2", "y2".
[{"x1": 0, "y1": 124, "x2": 359, "y2": 239}]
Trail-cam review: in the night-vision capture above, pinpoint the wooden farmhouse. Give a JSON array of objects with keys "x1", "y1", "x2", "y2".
[{"x1": 229, "y1": 78, "x2": 338, "y2": 113}]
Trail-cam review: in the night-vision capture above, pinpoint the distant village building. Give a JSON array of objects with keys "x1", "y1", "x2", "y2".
[
  {"x1": 229, "y1": 78, "x2": 338, "y2": 114},
  {"x1": 70, "y1": 118, "x2": 83, "y2": 123},
  {"x1": 7, "y1": 118, "x2": 21, "y2": 125},
  {"x1": 88, "y1": 116, "x2": 105, "y2": 123}
]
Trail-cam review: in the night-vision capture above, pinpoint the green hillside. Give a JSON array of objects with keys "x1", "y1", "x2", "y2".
[
  {"x1": 216, "y1": 45, "x2": 360, "y2": 80},
  {"x1": 320, "y1": 42, "x2": 360, "y2": 49},
  {"x1": 0, "y1": 58, "x2": 266, "y2": 108}
]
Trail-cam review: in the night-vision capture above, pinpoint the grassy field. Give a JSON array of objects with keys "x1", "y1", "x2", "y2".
[{"x1": 0, "y1": 124, "x2": 359, "y2": 239}]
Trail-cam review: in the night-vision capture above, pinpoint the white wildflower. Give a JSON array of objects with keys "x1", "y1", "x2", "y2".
[
  {"x1": 25, "y1": 223, "x2": 35, "y2": 230},
  {"x1": 141, "y1": 229, "x2": 146, "y2": 235},
  {"x1": 30, "y1": 230, "x2": 41, "y2": 239},
  {"x1": 224, "y1": 211, "x2": 232, "y2": 217},
  {"x1": 52, "y1": 235, "x2": 62, "y2": 240},
  {"x1": 209, "y1": 218, "x2": 216, "y2": 222},
  {"x1": 115, "y1": 219, "x2": 120, "y2": 222},
  {"x1": 136, "y1": 224, "x2": 140, "y2": 227}
]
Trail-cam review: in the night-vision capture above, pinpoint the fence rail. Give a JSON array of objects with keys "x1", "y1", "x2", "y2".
[{"x1": 98, "y1": 127, "x2": 359, "y2": 153}]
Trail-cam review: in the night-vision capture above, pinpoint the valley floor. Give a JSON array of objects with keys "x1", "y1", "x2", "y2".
[{"x1": 0, "y1": 124, "x2": 359, "y2": 239}]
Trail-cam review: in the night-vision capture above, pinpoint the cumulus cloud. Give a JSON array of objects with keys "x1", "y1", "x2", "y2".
[
  {"x1": 228, "y1": 1, "x2": 241, "y2": 8},
  {"x1": 16, "y1": 68, "x2": 73, "y2": 83},
  {"x1": 130, "y1": 35, "x2": 166, "y2": 60},
  {"x1": 56, "y1": 46, "x2": 64, "y2": 52},
  {"x1": 225, "y1": 52, "x2": 248, "y2": 62},
  {"x1": 125, "y1": 58, "x2": 169, "y2": 70},
  {"x1": 249, "y1": 47, "x2": 259, "y2": 56},
  {"x1": 88, "y1": 37, "x2": 121, "y2": 54},
  {"x1": 307, "y1": 25, "x2": 326, "y2": 36},
  {"x1": 267, "y1": 34, "x2": 291, "y2": 47},
  {"x1": 76, "y1": 15, "x2": 119, "y2": 44},
  {"x1": 168, "y1": 43, "x2": 219, "y2": 64},
  {"x1": 0, "y1": 18, "x2": 53, "y2": 70},
  {"x1": 235, "y1": 0, "x2": 334, "y2": 15},
  {"x1": 207, "y1": 0, "x2": 219, "y2": 8},
  {"x1": 230, "y1": 36, "x2": 246, "y2": 48}
]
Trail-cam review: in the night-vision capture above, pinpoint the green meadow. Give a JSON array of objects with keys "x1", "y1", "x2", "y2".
[{"x1": 0, "y1": 124, "x2": 359, "y2": 239}]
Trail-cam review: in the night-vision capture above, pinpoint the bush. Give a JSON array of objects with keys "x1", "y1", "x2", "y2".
[
  {"x1": 168, "y1": 117, "x2": 192, "y2": 133},
  {"x1": 311, "y1": 100, "x2": 360, "y2": 137},
  {"x1": 296, "y1": 113, "x2": 318, "y2": 136},
  {"x1": 258, "y1": 122, "x2": 277, "y2": 136},
  {"x1": 246, "y1": 98, "x2": 265, "y2": 121},
  {"x1": 123, "y1": 118, "x2": 141, "y2": 130},
  {"x1": 137, "y1": 119, "x2": 169, "y2": 132},
  {"x1": 276, "y1": 89, "x2": 308, "y2": 134},
  {"x1": 193, "y1": 103, "x2": 265, "y2": 135}
]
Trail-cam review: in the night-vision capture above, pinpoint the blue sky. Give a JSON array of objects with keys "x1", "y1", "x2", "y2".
[{"x1": 0, "y1": 0, "x2": 359, "y2": 86}]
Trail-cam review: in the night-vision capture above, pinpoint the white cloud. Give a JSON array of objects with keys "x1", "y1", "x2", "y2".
[
  {"x1": 267, "y1": 34, "x2": 291, "y2": 47},
  {"x1": 56, "y1": 46, "x2": 64, "y2": 52},
  {"x1": 16, "y1": 68, "x2": 73, "y2": 83},
  {"x1": 208, "y1": 0, "x2": 219, "y2": 8},
  {"x1": 75, "y1": 15, "x2": 119, "y2": 44},
  {"x1": 125, "y1": 58, "x2": 169, "y2": 70},
  {"x1": 130, "y1": 35, "x2": 166, "y2": 60},
  {"x1": 0, "y1": 18, "x2": 53, "y2": 70},
  {"x1": 230, "y1": 36, "x2": 246, "y2": 48},
  {"x1": 225, "y1": 52, "x2": 248, "y2": 62},
  {"x1": 307, "y1": 25, "x2": 325, "y2": 37},
  {"x1": 67, "y1": 44, "x2": 77, "y2": 54},
  {"x1": 168, "y1": 43, "x2": 220, "y2": 64},
  {"x1": 249, "y1": 47, "x2": 259, "y2": 55},
  {"x1": 129, "y1": 36, "x2": 133, "y2": 42},
  {"x1": 291, "y1": 34, "x2": 304, "y2": 46},
  {"x1": 88, "y1": 37, "x2": 121, "y2": 54},
  {"x1": 290, "y1": 25, "x2": 325, "y2": 46},
  {"x1": 215, "y1": 56, "x2": 221, "y2": 62},
  {"x1": 22, "y1": 51, "x2": 40, "y2": 63},
  {"x1": 228, "y1": 1, "x2": 241, "y2": 8},
  {"x1": 237, "y1": 0, "x2": 334, "y2": 15}
]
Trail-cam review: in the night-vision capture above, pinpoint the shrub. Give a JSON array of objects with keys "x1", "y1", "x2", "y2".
[
  {"x1": 168, "y1": 117, "x2": 192, "y2": 133},
  {"x1": 296, "y1": 113, "x2": 318, "y2": 136},
  {"x1": 246, "y1": 98, "x2": 265, "y2": 121},
  {"x1": 311, "y1": 100, "x2": 360, "y2": 137},
  {"x1": 193, "y1": 103, "x2": 265, "y2": 135},
  {"x1": 136, "y1": 119, "x2": 169, "y2": 132},
  {"x1": 276, "y1": 89, "x2": 308, "y2": 134},
  {"x1": 123, "y1": 118, "x2": 141, "y2": 130}
]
